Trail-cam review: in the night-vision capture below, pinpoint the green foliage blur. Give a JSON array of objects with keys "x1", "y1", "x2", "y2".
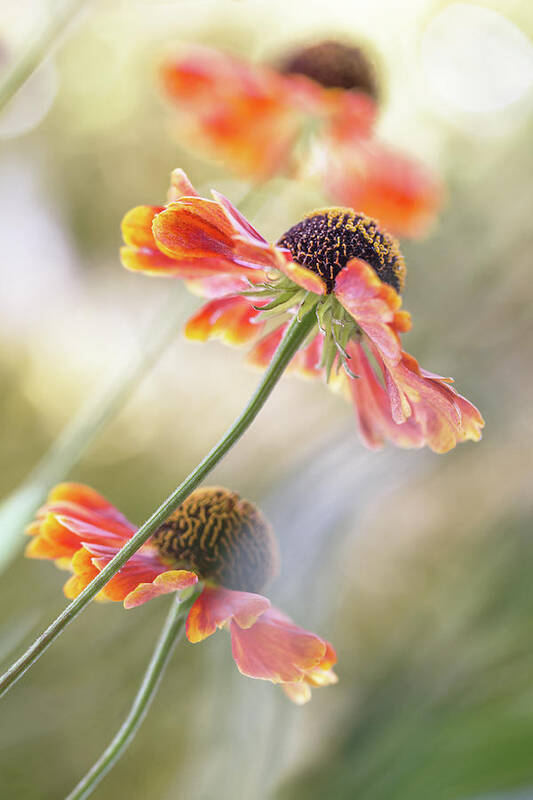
[{"x1": 1, "y1": 1, "x2": 532, "y2": 798}]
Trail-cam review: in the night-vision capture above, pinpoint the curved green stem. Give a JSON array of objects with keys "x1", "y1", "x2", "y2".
[
  {"x1": 0, "y1": 0, "x2": 87, "y2": 113},
  {"x1": 65, "y1": 589, "x2": 200, "y2": 800},
  {"x1": 0, "y1": 303, "x2": 317, "y2": 699}
]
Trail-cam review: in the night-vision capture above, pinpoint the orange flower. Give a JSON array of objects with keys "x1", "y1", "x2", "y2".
[
  {"x1": 27, "y1": 483, "x2": 337, "y2": 705},
  {"x1": 120, "y1": 169, "x2": 483, "y2": 454},
  {"x1": 159, "y1": 41, "x2": 441, "y2": 237}
]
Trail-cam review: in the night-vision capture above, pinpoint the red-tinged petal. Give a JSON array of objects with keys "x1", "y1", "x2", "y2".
[
  {"x1": 124, "y1": 570, "x2": 199, "y2": 609},
  {"x1": 167, "y1": 168, "x2": 199, "y2": 202},
  {"x1": 211, "y1": 190, "x2": 268, "y2": 245},
  {"x1": 289, "y1": 333, "x2": 324, "y2": 380},
  {"x1": 276, "y1": 253, "x2": 327, "y2": 295},
  {"x1": 345, "y1": 342, "x2": 425, "y2": 450},
  {"x1": 53, "y1": 514, "x2": 133, "y2": 547},
  {"x1": 325, "y1": 139, "x2": 442, "y2": 238},
  {"x1": 160, "y1": 47, "x2": 300, "y2": 180},
  {"x1": 325, "y1": 87, "x2": 377, "y2": 142},
  {"x1": 186, "y1": 585, "x2": 270, "y2": 644},
  {"x1": 335, "y1": 258, "x2": 402, "y2": 362},
  {"x1": 153, "y1": 200, "x2": 269, "y2": 279},
  {"x1": 229, "y1": 606, "x2": 328, "y2": 684},
  {"x1": 78, "y1": 542, "x2": 189, "y2": 604},
  {"x1": 184, "y1": 296, "x2": 264, "y2": 347},
  {"x1": 153, "y1": 200, "x2": 235, "y2": 260},
  {"x1": 246, "y1": 324, "x2": 287, "y2": 371},
  {"x1": 381, "y1": 350, "x2": 484, "y2": 453},
  {"x1": 45, "y1": 484, "x2": 135, "y2": 529},
  {"x1": 184, "y1": 274, "x2": 252, "y2": 299},
  {"x1": 26, "y1": 484, "x2": 137, "y2": 565},
  {"x1": 120, "y1": 244, "x2": 192, "y2": 277}
]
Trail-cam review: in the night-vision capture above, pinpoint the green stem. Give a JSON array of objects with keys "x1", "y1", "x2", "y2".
[
  {"x1": 0, "y1": 303, "x2": 317, "y2": 699},
  {"x1": 0, "y1": 287, "x2": 185, "y2": 573},
  {"x1": 65, "y1": 589, "x2": 200, "y2": 800},
  {"x1": 0, "y1": 0, "x2": 88, "y2": 113}
]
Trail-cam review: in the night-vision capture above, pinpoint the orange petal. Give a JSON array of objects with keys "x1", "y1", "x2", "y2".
[
  {"x1": 184, "y1": 296, "x2": 264, "y2": 347},
  {"x1": 335, "y1": 258, "x2": 402, "y2": 363},
  {"x1": 159, "y1": 46, "x2": 299, "y2": 180},
  {"x1": 63, "y1": 548, "x2": 99, "y2": 599},
  {"x1": 325, "y1": 139, "x2": 442, "y2": 239},
  {"x1": 124, "y1": 570, "x2": 198, "y2": 609},
  {"x1": 186, "y1": 585, "x2": 270, "y2": 644},
  {"x1": 153, "y1": 200, "x2": 236, "y2": 261},
  {"x1": 120, "y1": 244, "x2": 191, "y2": 277},
  {"x1": 121, "y1": 206, "x2": 165, "y2": 249}
]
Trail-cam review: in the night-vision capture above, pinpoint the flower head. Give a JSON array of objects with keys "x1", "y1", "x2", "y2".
[
  {"x1": 280, "y1": 40, "x2": 379, "y2": 100},
  {"x1": 121, "y1": 169, "x2": 483, "y2": 454},
  {"x1": 159, "y1": 42, "x2": 441, "y2": 237},
  {"x1": 27, "y1": 483, "x2": 336, "y2": 704}
]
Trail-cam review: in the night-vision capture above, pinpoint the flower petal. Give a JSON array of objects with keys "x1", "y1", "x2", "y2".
[
  {"x1": 160, "y1": 46, "x2": 300, "y2": 179},
  {"x1": 124, "y1": 570, "x2": 199, "y2": 609},
  {"x1": 276, "y1": 253, "x2": 328, "y2": 295},
  {"x1": 335, "y1": 258, "x2": 402, "y2": 362},
  {"x1": 229, "y1": 606, "x2": 330, "y2": 684},
  {"x1": 344, "y1": 342, "x2": 425, "y2": 450},
  {"x1": 246, "y1": 325, "x2": 287, "y2": 371},
  {"x1": 185, "y1": 585, "x2": 270, "y2": 644},
  {"x1": 324, "y1": 139, "x2": 442, "y2": 238},
  {"x1": 120, "y1": 206, "x2": 188, "y2": 276},
  {"x1": 184, "y1": 296, "x2": 264, "y2": 346},
  {"x1": 380, "y1": 349, "x2": 484, "y2": 453}
]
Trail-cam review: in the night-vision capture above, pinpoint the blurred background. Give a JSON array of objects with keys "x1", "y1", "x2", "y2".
[{"x1": 1, "y1": 0, "x2": 533, "y2": 798}]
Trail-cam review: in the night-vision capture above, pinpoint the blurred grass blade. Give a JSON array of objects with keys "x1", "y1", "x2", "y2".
[
  {"x1": 0, "y1": 0, "x2": 88, "y2": 113},
  {"x1": 0, "y1": 288, "x2": 185, "y2": 572}
]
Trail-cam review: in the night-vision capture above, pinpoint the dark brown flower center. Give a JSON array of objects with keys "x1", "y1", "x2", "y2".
[
  {"x1": 280, "y1": 40, "x2": 378, "y2": 100},
  {"x1": 277, "y1": 208, "x2": 405, "y2": 293},
  {"x1": 151, "y1": 487, "x2": 279, "y2": 593}
]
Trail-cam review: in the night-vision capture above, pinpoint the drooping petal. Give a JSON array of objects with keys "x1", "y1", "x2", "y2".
[
  {"x1": 344, "y1": 342, "x2": 424, "y2": 450},
  {"x1": 335, "y1": 258, "x2": 403, "y2": 362},
  {"x1": 379, "y1": 349, "x2": 484, "y2": 453},
  {"x1": 185, "y1": 585, "x2": 270, "y2": 644},
  {"x1": 289, "y1": 333, "x2": 324, "y2": 380},
  {"x1": 230, "y1": 606, "x2": 334, "y2": 686},
  {"x1": 184, "y1": 296, "x2": 264, "y2": 347},
  {"x1": 246, "y1": 324, "x2": 287, "y2": 371}
]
